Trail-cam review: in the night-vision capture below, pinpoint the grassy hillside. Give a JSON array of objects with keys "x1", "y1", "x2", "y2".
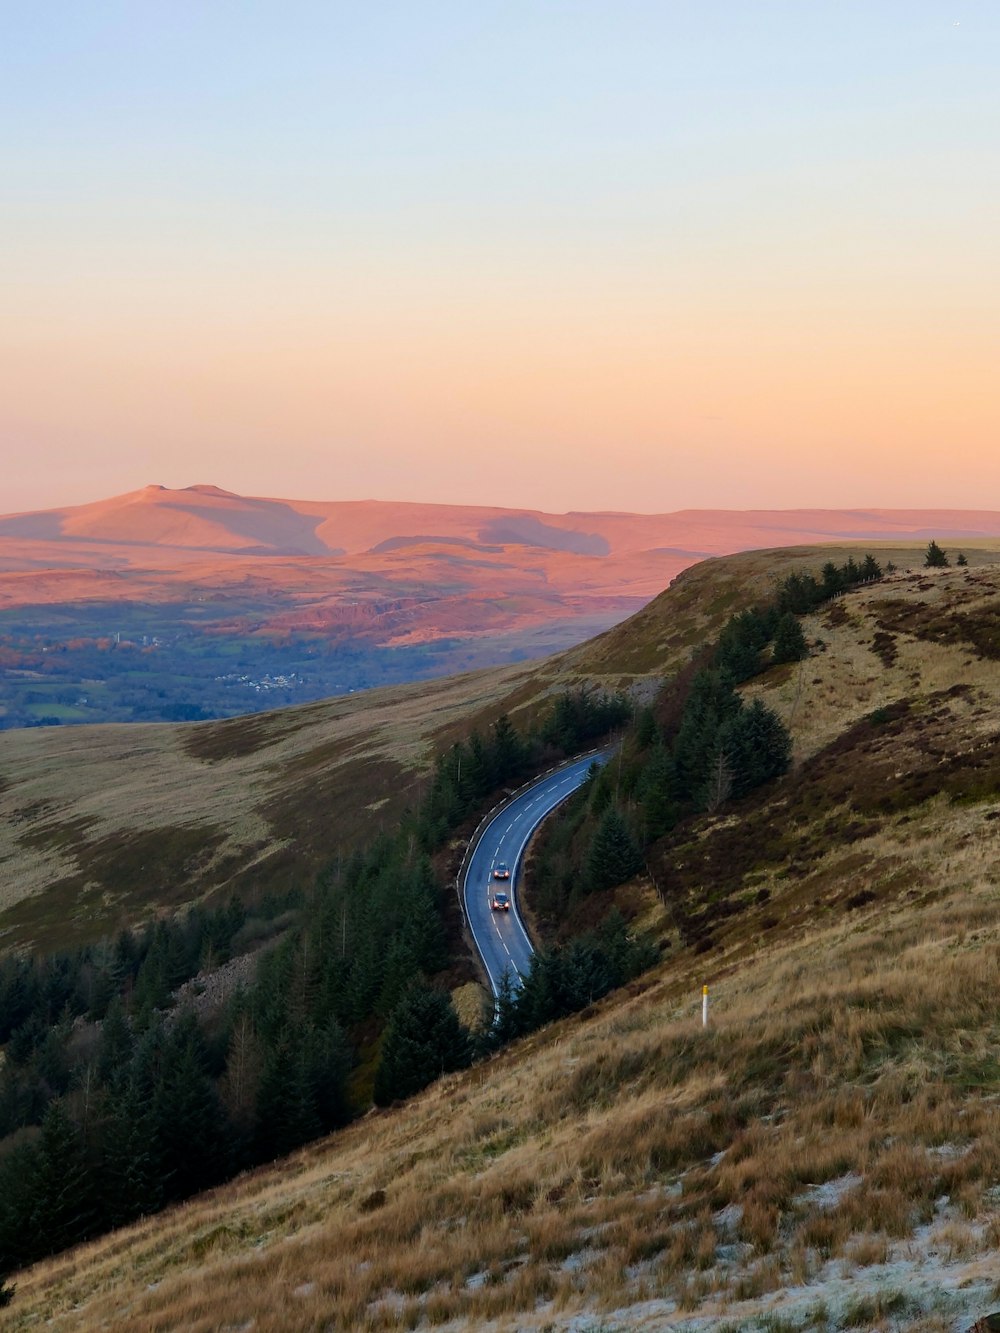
[
  {"x1": 6, "y1": 549, "x2": 1000, "y2": 1330},
  {"x1": 0, "y1": 540, "x2": 994, "y2": 954}
]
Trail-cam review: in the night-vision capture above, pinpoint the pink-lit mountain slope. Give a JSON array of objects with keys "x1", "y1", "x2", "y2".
[{"x1": 2, "y1": 484, "x2": 999, "y2": 648}]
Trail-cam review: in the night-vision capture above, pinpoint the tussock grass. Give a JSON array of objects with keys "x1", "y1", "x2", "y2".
[{"x1": 9, "y1": 826, "x2": 1000, "y2": 1329}]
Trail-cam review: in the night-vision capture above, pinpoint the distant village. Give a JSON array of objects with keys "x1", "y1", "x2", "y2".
[{"x1": 214, "y1": 671, "x2": 305, "y2": 694}]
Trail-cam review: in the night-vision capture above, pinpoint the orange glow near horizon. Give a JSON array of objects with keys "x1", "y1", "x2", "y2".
[
  {"x1": 5, "y1": 253, "x2": 997, "y2": 514},
  {"x1": 3, "y1": 6, "x2": 999, "y2": 514}
]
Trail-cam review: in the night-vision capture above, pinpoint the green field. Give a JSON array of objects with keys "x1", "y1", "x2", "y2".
[{"x1": 0, "y1": 600, "x2": 558, "y2": 730}]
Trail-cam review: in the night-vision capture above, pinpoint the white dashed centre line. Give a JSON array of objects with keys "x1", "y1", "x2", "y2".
[{"x1": 464, "y1": 751, "x2": 611, "y2": 1002}]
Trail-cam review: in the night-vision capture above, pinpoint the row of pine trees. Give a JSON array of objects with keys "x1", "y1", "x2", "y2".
[
  {"x1": 0, "y1": 691, "x2": 629, "y2": 1291},
  {"x1": 529, "y1": 556, "x2": 885, "y2": 926}
]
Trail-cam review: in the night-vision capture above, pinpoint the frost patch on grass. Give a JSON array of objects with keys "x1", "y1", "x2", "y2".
[
  {"x1": 366, "y1": 1288, "x2": 405, "y2": 1316},
  {"x1": 927, "y1": 1141, "x2": 972, "y2": 1161},
  {"x1": 793, "y1": 1171, "x2": 862, "y2": 1210},
  {"x1": 561, "y1": 1246, "x2": 602, "y2": 1274},
  {"x1": 714, "y1": 1202, "x2": 744, "y2": 1232}
]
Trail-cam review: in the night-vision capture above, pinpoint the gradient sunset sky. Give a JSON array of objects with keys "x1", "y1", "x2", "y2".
[{"x1": 3, "y1": 2, "x2": 998, "y2": 515}]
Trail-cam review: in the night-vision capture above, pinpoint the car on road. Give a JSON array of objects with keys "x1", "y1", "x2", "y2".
[
  {"x1": 493, "y1": 862, "x2": 510, "y2": 880},
  {"x1": 490, "y1": 890, "x2": 510, "y2": 911}
]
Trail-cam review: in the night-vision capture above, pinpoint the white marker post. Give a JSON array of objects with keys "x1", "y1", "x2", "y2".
[{"x1": 702, "y1": 984, "x2": 709, "y2": 1028}]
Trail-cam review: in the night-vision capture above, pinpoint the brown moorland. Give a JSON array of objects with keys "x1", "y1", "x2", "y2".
[
  {"x1": 1, "y1": 542, "x2": 997, "y2": 956},
  {"x1": 5, "y1": 552, "x2": 1000, "y2": 1329},
  {"x1": 5, "y1": 557, "x2": 1000, "y2": 1327}
]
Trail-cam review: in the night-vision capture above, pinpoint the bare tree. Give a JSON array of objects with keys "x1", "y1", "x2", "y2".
[
  {"x1": 220, "y1": 1013, "x2": 262, "y2": 1129},
  {"x1": 704, "y1": 748, "x2": 734, "y2": 813}
]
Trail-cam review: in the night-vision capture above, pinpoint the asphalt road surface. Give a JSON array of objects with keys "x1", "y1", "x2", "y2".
[{"x1": 463, "y1": 752, "x2": 607, "y2": 997}]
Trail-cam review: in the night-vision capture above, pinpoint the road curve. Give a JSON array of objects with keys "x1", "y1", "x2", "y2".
[{"x1": 463, "y1": 753, "x2": 607, "y2": 998}]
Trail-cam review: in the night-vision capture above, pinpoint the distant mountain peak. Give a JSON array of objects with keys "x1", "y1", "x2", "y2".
[
  {"x1": 183, "y1": 485, "x2": 238, "y2": 497},
  {"x1": 134, "y1": 484, "x2": 237, "y2": 501}
]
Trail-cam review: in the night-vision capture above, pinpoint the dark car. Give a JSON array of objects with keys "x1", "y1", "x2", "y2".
[
  {"x1": 490, "y1": 891, "x2": 510, "y2": 911},
  {"x1": 493, "y1": 862, "x2": 510, "y2": 880}
]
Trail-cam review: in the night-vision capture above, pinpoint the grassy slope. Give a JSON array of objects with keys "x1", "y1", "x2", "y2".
[
  {"x1": 0, "y1": 538, "x2": 908, "y2": 952},
  {"x1": 0, "y1": 661, "x2": 532, "y2": 952},
  {"x1": 6, "y1": 549, "x2": 1000, "y2": 1329},
  {"x1": 0, "y1": 539, "x2": 993, "y2": 950}
]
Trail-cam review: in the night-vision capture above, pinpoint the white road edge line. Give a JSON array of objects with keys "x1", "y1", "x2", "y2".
[{"x1": 460, "y1": 748, "x2": 610, "y2": 1003}]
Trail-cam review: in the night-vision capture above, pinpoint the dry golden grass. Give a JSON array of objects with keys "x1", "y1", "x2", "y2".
[
  {"x1": 564, "y1": 539, "x2": 1000, "y2": 686},
  {"x1": 746, "y1": 555, "x2": 1000, "y2": 765},
  {"x1": 8, "y1": 794, "x2": 1000, "y2": 1328},
  {"x1": 6, "y1": 545, "x2": 1000, "y2": 1329},
  {"x1": 0, "y1": 659, "x2": 533, "y2": 947}
]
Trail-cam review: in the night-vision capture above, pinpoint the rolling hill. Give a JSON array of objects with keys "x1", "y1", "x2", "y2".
[
  {"x1": 6, "y1": 486, "x2": 1000, "y2": 731},
  {"x1": 2, "y1": 539, "x2": 997, "y2": 956},
  {"x1": 5, "y1": 543, "x2": 1000, "y2": 1330},
  {"x1": 5, "y1": 484, "x2": 1000, "y2": 648}
]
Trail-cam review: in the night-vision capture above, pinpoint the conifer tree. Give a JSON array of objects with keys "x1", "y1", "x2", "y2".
[
  {"x1": 220, "y1": 1010, "x2": 263, "y2": 1143},
  {"x1": 586, "y1": 808, "x2": 643, "y2": 892},
  {"x1": 925, "y1": 539, "x2": 949, "y2": 567},
  {"x1": 96, "y1": 996, "x2": 134, "y2": 1085},
  {"x1": 0, "y1": 1141, "x2": 38, "y2": 1271},
  {"x1": 100, "y1": 1079, "x2": 163, "y2": 1228},
  {"x1": 634, "y1": 706, "x2": 658, "y2": 749},
  {"x1": 86, "y1": 939, "x2": 127, "y2": 1020},
  {"x1": 821, "y1": 560, "x2": 845, "y2": 598},
  {"x1": 491, "y1": 970, "x2": 524, "y2": 1046},
  {"x1": 31, "y1": 1100, "x2": 95, "y2": 1256},
  {"x1": 373, "y1": 985, "x2": 470, "y2": 1106},
  {"x1": 255, "y1": 1038, "x2": 306, "y2": 1158},
  {"x1": 772, "y1": 612, "x2": 808, "y2": 664},
  {"x1": 701, "y1": 748, "x2": 734, "y2": 813},
  {"x1": 672, "y1": 670, "x2": 741, "y2": 799},
  {"x1": 152, "y1": 1018, "x2": 229, "y2": 1199},
  {"x1": 308, "y1": 1019, "x2": 351, "y2": 1131},
  {"x1": 491, "y1": 713, "x2": 528, "y2": 782},
  {"x1": 466, "y1": 731, "x2": 496, "y2": 797},
  {"x1": 718, "y1": 698, "x2": 792, "y2": 798},
  {"x1": 638, "y1": 743, "x2": 677, "y2": 841}
]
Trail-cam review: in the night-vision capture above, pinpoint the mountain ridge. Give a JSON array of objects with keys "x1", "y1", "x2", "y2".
[
  {"x1": 4, "y1": 490, "x2": 1000, "y2": 673},
  {"x1": 5, "y1": 486, "x2": 1000, "y2": 565},
  {"x1": 3, "y1": 538, "x2": 998, "y2": 955}
]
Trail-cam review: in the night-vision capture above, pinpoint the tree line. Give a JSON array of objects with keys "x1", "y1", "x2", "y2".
[
  {"x1": 529, "y1": 556, "x2": 885, "y2": 926},
  {"x1": 417, "y1": 691, "x2": 629, "y2": 849},
  {"x1": 0, "y1": 689, "x2": 631, "y2": 1290}
]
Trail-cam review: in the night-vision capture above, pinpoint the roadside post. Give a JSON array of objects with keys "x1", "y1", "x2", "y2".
[{"x1": 702, "y1": 984, "x2": 709, "y2": 1028}]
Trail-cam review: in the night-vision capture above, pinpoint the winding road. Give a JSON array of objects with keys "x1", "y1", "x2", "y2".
[{"x1": 462, "y1": 752, "x2": 608, "y2": 997}]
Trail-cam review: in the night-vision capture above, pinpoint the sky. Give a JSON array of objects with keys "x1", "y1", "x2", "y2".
[{"x1": 2, "y1": 1, "x2": 998, "y2": 515}]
